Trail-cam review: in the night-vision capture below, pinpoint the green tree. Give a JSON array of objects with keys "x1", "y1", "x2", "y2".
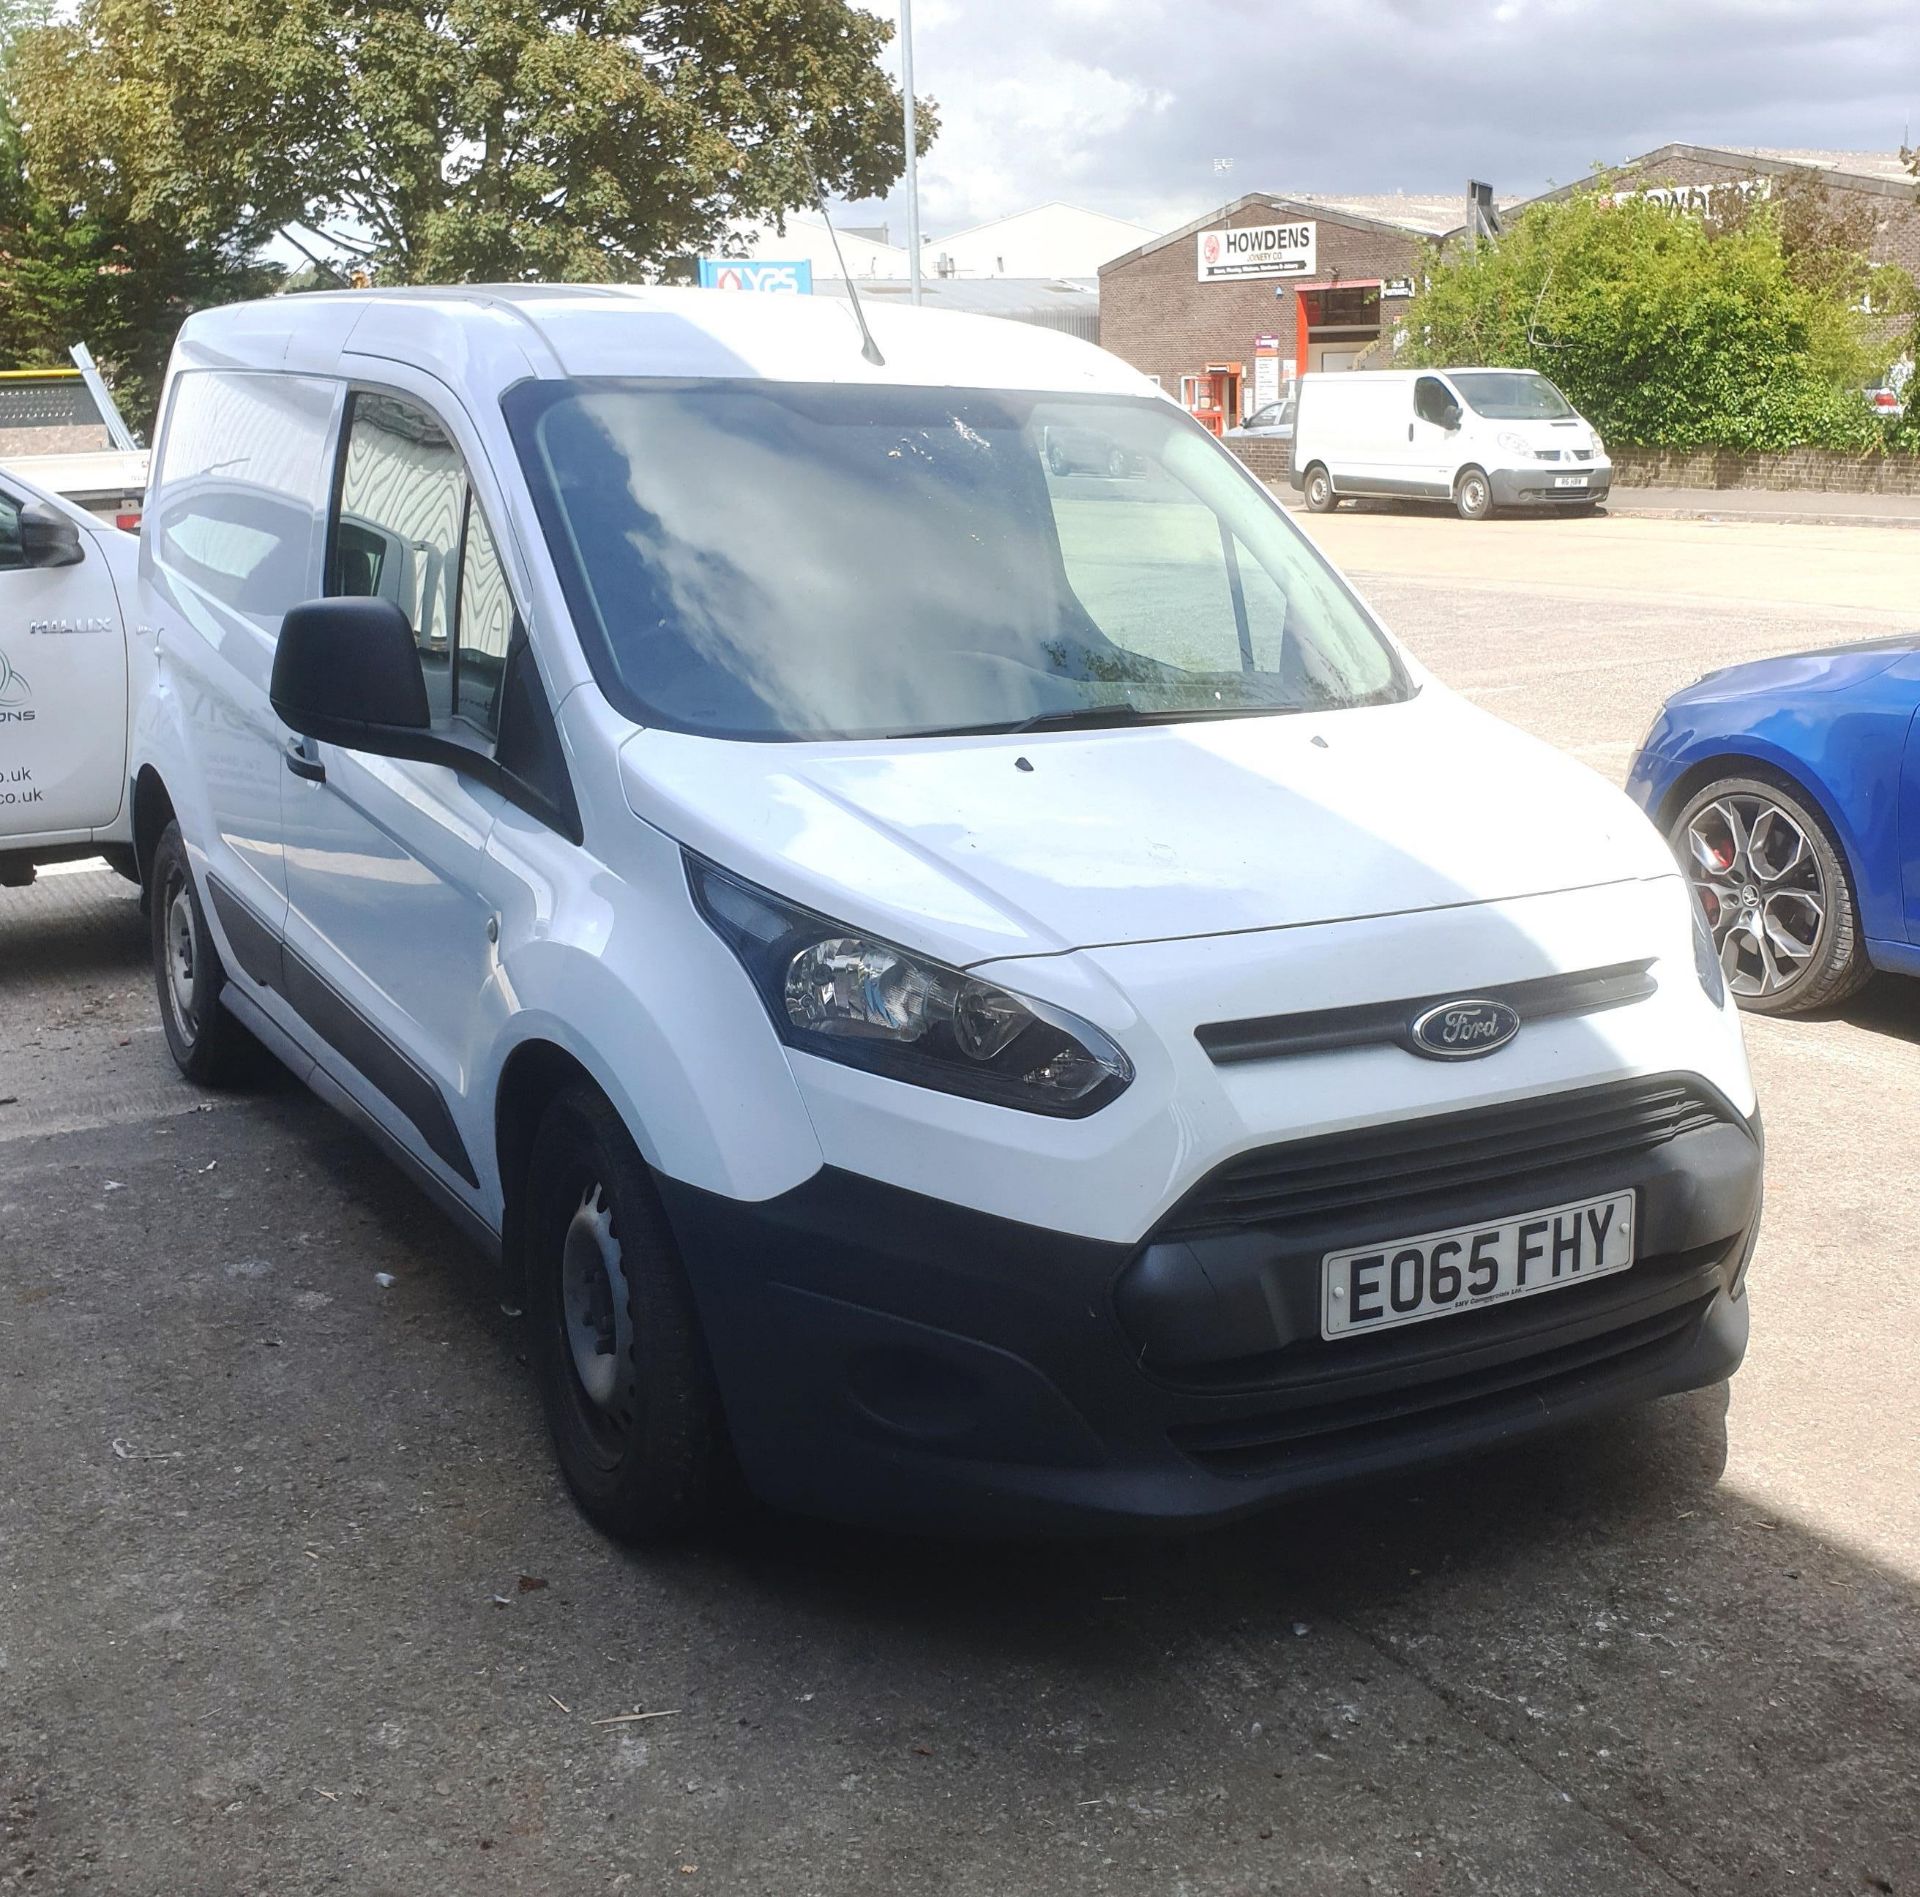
[
  {"x1": 10, "y1": 0, "x2": 933, "y2": 286},
  {"x1": 0, "y1": 0, "x2": 281, "y2": 428},
  {"x1": 1401, "y1": 178, "x2": 1911, "y2": 454}
]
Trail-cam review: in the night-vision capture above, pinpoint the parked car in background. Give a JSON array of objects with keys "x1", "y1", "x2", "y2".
[
  {"x1": 1291, "y1": 367, "x2": 1611, "y2": 520},
  {"x1": 1224, "y1": 396, "x2": 1296, "y2": 442},
  {"x1": 1865, "y1": 387, "x2": 1906, "y2": 421},
  {"x1": 0, "y1": 465, "x2": 144, "y2": 887},
  {"x1": 1628, "y1": 636, "x2": 1920, "y2": 1015},
  {"x1": 1041, "y1": 419, "x2": 1143, "y2": 477},
  {"x1": 100, "y1": 286, "x2": 1757, "y2": 1545}
]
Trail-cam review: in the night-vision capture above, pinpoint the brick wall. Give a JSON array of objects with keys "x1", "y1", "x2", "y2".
[
  {"x1": 1612, "y1": 444, "x2": 1920, "y2": 494},
  {"x1": 1224, "y1": 439, "x2": 1293, "y2": 483},
  {"x1": 0, "y1": 424, "x2": 110, "y2": 456},
  {"x1": 1100, "y1": 204, "x2": 1428, "y2": 394}
]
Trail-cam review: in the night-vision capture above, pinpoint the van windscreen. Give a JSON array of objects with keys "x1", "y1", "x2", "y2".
[
  {"x1": 1448, "y1": 372, "x2": 1577, "y2": 421},
  {"x1": 504, "y1": 379, "x2": 1410, "y2": 743}
]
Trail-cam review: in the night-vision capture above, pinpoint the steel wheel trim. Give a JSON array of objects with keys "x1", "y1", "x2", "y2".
[
  {"x1": 1460, "y1": 473, "x2": 1489, "y2": 512},
  {"x1": 1684, "y1": 794, "x2": 1825, "y2": 997},
  {"x1": 561, "y1": 1182, "x2": 635, "y2": 1417},
  {"x1": 164, "y1": 879, "x2": 200, "y2": 1039}
]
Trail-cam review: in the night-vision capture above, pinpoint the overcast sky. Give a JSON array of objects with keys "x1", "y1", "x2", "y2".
[{"x1": 847, "y1": 0, "x2": 1917, "y2": 238}]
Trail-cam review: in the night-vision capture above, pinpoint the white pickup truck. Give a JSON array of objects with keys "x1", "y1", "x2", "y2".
[{"x1": 0, "y1": 465, "x2": 147, "y2": 887}]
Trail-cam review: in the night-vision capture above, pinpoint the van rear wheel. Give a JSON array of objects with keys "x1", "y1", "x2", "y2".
[
  {"x1": 1454, "y1": 468, "x2": 1494, "y2": 520},
  {"x1": 1302, "y1": 464, "x2": 1336, "y2": 513},
  {"x1": 525, "y1": 1083, "x2": 731, "y2": 1543}
]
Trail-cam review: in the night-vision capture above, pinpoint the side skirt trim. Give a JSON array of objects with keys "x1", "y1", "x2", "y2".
[
  {"x1": 207, "y1": 872, "x2": 479, "y2": 1187},
  {"x1": 219, "y1": 985, "x2": 501, "y2": 1263}
]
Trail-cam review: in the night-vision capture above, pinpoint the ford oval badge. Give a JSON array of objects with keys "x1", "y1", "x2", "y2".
[{"x1": 1408, "y1": 997, "x2": 1520, "y2": 1060}]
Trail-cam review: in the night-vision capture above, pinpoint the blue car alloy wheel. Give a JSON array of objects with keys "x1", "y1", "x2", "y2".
[{"x1": 1670, "y1": 773, "x2": 1869, "y2": 1016}]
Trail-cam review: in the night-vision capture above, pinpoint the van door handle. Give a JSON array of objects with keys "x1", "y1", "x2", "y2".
[
  {"x1": 284, "y1": 737, "x2": 326, "y2": 784},
  {"x1": 1407, "y1": 423, "x2": 1415, "y2": 441}
]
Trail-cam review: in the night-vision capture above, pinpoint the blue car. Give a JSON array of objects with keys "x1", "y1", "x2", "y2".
[{"x1": 1626, "y1": 636, "x2": 1920, "y2": 1016}]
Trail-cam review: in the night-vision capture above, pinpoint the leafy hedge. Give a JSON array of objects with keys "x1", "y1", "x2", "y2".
[{"x1": 1400, "y1": 181, "x2": 1916, "y2": 456}]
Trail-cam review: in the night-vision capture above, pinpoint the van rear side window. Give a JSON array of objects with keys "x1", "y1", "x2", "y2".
[{"x1": 150, "y1": 370, "x2": 335, "y2": 630}]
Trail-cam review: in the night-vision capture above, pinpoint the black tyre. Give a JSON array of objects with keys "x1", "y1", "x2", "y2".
[
  {"x1": 1047, "y1": 443, "x2": 1070, "y2": 477},
  {"x1": 1454, "y1": 466, "x2": 1494, "y2": 520},
  {"x1": 149, "y1": 821, "x2": 258, "y2": 1085},
  {"x1": 1302, "y1": 464, "x2": 1336, "y2": 513},
  {"x1": 525, "y1": 1083, "x2": 730, "y2": 1543},
  {"x1": 1106, "y1": 446, "x2": 1128, "y2": 479},
  {"x1": 1669, "y1": 772, "x2": 1868, "y2": 1016}
]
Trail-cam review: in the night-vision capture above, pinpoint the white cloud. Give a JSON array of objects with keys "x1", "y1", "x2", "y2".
[{"x1": 846, "y1": 0, "x2": 1915, "y2": 241}]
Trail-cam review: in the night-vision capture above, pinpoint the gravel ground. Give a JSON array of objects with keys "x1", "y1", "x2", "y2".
[{"x1": 2, "y1": 509, "x2": 1916, "y2": 1896}]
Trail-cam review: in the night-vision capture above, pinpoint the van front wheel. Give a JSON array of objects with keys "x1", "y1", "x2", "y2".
[
  {"x1": 149, "y1": 821, "x2": 258, "y2": 1086},
  {"x1": 525, "y1": 1083, "x2": 731, "y2": 1543},
  {"x1": 1302, "y1": 464, "x2": 1336, "y2": 513},
  {"x1": 1454, "y1": 468, "x2": 1494, "y2": 521}
]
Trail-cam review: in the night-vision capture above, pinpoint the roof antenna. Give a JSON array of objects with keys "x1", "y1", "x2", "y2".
[{"x1": 810, "y1": 165, "x2": 886, "y2": 367}]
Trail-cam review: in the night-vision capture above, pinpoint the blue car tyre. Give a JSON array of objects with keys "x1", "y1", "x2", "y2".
[{"x1": 1670, "y1": 772, "x2": 1869, "y2": 1016}]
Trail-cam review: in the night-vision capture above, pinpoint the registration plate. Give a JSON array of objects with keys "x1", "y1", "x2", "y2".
[
  {"x1": 1321, "y1": 1190, "x2": 1635, "y2": 1340},
  {"x1": 1553, "y1": 474, "x2": 1589, "y2": 488}
]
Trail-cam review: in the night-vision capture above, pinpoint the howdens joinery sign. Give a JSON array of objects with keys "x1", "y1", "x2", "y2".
[{"x1": 1196, "y1": 221, "x2": 1318, "y2": 283}]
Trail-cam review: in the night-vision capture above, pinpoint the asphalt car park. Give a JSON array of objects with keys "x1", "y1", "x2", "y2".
[{"x1": 2, "y1": 508, "x2": 1917, "y2": 1896}]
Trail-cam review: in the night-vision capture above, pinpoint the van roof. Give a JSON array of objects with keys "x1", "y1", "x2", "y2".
[
  {"x1": 1298, "y1": 366, "x2": 1551, "y2": 383},
  {"x1": 173, "y1": 283, "x2": 1153, "y2": 400}
]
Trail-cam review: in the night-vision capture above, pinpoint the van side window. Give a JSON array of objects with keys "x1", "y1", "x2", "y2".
[
  {"x1": 331, "y1": 393, "x2": 465, "y2": 720},
  {"x1": 1414, "y1": 377, "x2": 1456, "y2": 427},
  {"x1": 329, "y1": 392, "x2": 518, "y2": 742},
  {"x1": 455, "y1": 498, "x2": 512, "y2": 737},
  {"x1": 151, "y1": 370, "x2": 336, "y2": 631}
]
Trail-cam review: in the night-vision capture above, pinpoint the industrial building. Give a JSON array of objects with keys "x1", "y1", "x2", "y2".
[{"x1": 1098, "y1": 192, "x2": 1485, "y2": 434}]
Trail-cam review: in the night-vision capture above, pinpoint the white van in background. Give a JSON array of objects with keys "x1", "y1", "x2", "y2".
[
  {"x1": 1290, "y1": 368, "x2": 1611, "y2": 520},
  {"x1": 0, "y1": 465, "x2": 144, "y2": 887}
]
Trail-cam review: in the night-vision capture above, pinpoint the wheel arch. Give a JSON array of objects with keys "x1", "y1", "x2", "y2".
[
  {"x1": 495, "y1": 1038, "x2": 609, "y2": 1288},
  {"x1": 1655, "y1": 747, "x2": 1853, "y2": 855},
  {"x1": 129, "y1": 765, "x2": 178, "y2": 908}
]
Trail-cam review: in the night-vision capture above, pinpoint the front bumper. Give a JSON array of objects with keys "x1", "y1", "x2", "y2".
[
  {"x1": 1492, "y1": 465, "x2": 1612, "y2": 507},
  {"x1": 658, "y1": 1074, "x2": 1761, "y2": 1535}
]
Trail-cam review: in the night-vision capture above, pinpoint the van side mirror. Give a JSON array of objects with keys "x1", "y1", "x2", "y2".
[
  {"x1": 271, "y1": 596, "x2": 431, "y2": 749},
  {"x1": 22, "y1": 501, "x2": 84, "y2": 568},
  {"x1": 0, "y1": 497, "x2": 85, "y2": 571},
  {"x1": 1441, "y1": 401, "x2": 1463, "y2": 430}
]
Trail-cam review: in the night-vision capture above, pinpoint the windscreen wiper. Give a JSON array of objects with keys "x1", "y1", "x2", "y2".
[{"x1": 907, "y1": 703, "x2": 1287, "y2": 739}]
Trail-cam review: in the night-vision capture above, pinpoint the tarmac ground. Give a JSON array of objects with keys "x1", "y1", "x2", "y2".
[{"x1": 2, "y1": 508, "x2": 1917, "y2": 1895}]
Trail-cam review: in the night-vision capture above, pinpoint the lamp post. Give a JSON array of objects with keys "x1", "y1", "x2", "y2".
[{"x1": 902, "y1": 0, "x2": 922, "y2": 305}]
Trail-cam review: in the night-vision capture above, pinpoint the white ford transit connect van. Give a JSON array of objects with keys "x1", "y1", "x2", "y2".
[
  {"x1": 126, "y1": 288, "x2": 1755, "y2": 1540},
  {"x1": 1291, "y1": 368, "x2": 1611, "y2": 520}
]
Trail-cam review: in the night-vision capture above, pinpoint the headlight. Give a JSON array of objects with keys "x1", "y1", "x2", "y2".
[
  {"x1": 686, "y1": 855, "x2": 1134, "y2": 1117},
  {"x1": 1689, "y1": 890, "x2": 1727, "y2": 1008},
  {"x1": 1591, "y1": 432, "x2": 1605, "y2": 456},
  {"x1": 1497, "y1": 431, "x2": 1531, "y2": 455}
]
